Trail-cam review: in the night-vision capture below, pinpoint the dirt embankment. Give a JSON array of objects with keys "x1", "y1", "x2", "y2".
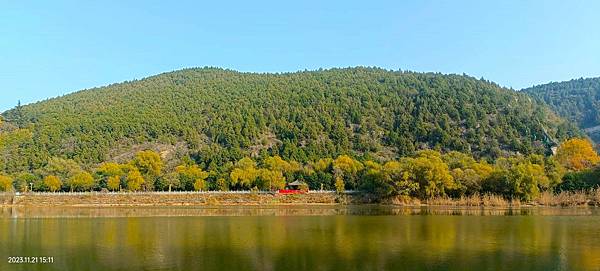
[
  {"x1": 0, "y1": 192, "x2": 370, "y2": 207},
  {"x1": 3, "y1": 191, "x2": 597, "y2": 207}
]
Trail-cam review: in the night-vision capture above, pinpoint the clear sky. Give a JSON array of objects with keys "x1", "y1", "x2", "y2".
[{"x1": 1, "y1": 0, "x2": 599, "y2": 111}]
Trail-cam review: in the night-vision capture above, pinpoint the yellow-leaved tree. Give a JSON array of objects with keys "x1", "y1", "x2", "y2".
[
  {"x1": 131, "y1": 150, "x2": 163, "y2": 190},
  {"x1": 193, "y1": 178, "x2": 207, "y2": 191},
  {"x1": 333, "y1": 155, "x2": 363, "y2": 190},
  {"x1": 313, "y1": 158, "x2": 333, "y2": 172},
  {"x1": 264, "y1": 156, "x2": 301, "y2": 174},
  {"x1": 0, "y1": 174, "x2": 14, "y2": 192},
  {"x1": 335, "y1": 176, "x2": 345, "y2": 193},
  {"x1": 107, "y1": 176, "x2": 121, "y2": 191},
  {"x1": 216, "y1": 178, "x2": 228, "y2": 191},
  {"x1": 132, "y1": 151, "x2": 163, "y2": 176},
  {"x1": 230, "y1": 157, "x2": 259, "y2": 189},
  {"x1": 408, "y1": 150, "x2": 456, "y2": 198},
  {"x1": 176, "y1": 164, "x2": 209, "y2": 191},
  {"x1": 555, "y1": 138, "x2": 600, "y2": 171},
  {"x1": 68, "y1": 171, "x2": 95, "y2": 191},
  {"x1": 258, "y1": 169, "x2": 286, "y2": 190},
  {"x1": 97, "y1": 162, "x2": 124, "y2": 191},
  {"x1": 43, "y1": 175, "x2": 62, "y2": 192},
  {"x1": 126, "y1": 169, "x2": 145, "y2": 191}
]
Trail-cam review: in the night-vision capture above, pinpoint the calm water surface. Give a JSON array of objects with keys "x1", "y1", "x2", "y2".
[{"x1": 1, "y1": 206, "x2": 599, "y2": 271}]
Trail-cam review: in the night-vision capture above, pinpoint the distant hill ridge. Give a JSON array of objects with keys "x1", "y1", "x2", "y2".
[{"x1": 523, "y1": 77, "x2": 600, "y2": 142}]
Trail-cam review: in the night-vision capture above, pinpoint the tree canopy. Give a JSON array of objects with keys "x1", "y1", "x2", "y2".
[{"x1": 555, "y1": 138, "x2": 600, "y2": 171}]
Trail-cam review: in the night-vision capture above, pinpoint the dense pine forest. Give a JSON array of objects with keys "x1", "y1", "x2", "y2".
[
  {"x1": 523, "y1": 77, "x2": 600, "y2": 142},
  {"x1": 1, "y1": 67, "x2": 596, "y2": 200}
]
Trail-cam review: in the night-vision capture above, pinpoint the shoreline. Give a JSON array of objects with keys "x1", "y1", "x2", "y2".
[
  {"x1": 1, "y1": 191, "x2": 599, "y2": 208},
  {"x1": 0, "y1": 191, "x2": 342, "y2": 207},
  {"x1": 1, "y1": 203, "x2": 598, "y2": 219}
]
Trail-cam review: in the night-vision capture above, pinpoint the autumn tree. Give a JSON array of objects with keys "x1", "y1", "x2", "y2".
[
  {"x1": 381, "y1": 161, "x2": 419, "y2": 196},
  {"x1": 193, "y1": 178, "x2": 207, "y2": 191},
  {"x1": 131, "y1": 150, "x2": 163, "y2": 190},
  {"x1": 132, "y1": 151, "x2": 163, "y2": 176},
  {"x1": 176, "y1": 164, "x2": 209, "y2": 191},
  {"x1": 359, "y1": 161, "x2": 390, "y2": 196},
  {"x1": 96, "y1": 162, "x2": 124, "y2": 190},
  {"x1": 509, "y1": 161, "x2": 547, "y2": 201},
  {"x1": 230, "y1": 157, "x2": 259, "y2": 189},
  {"x1": 43, "y1": 157, "x2": 82, "y2": 181},
  {"x1": 68, "y1": 171, "x2": 95, "y2": 191},
  {"x1": 483, "y1": 156, "x2": 549, "y2": 201},
  {"x1": 313, "y1": 158, "x2": 333, "y2": 172},
  {"x1": 297, "y1": 158, "x2": 333, "y2": 190},
  {"x1": 0, "y1": 174, "x2": 14, "y2": 192},
  {"x1": 261, "y1": 156, "x2": 296, "y2": 190},
  {"x1": 106, "y1": 176, "x2": 121, "y2": 191},
  {"x1": 404, "y1": 150, "x2": 456, "y2": 198},
  {"x1": 43, "y1": 175, "x2": 62, "y2": 192},
  {"x1": 443, "y1": 151, "x2": 493, "y2": 196},
  {"x1": 555, "y1": 138, "x2": 600, "y2": 171},
  {"x1": 126, "y1": 169, "x2": 145, "y2": 191},
  {"x1": 257, "y1": 169, "x2": 286, "y2": 190},
  {"x1": 97, "y1": 163, "x2": 124, "y2": 178},
  {"x1": 216, "y1": 178, "x2": 229, "y2": 191},
  {"x1": 544, "y1": 156, "x2": 565, "y2": 187},
  {"x1": 335, "y1": 176, "x2": 345, "y2": 193},
  {"x1": 264, "y1": 156, "x2": 297, "y2": 173},
  {"x1": 333, "y1": 155, "x2": 363, "y2": 189}
]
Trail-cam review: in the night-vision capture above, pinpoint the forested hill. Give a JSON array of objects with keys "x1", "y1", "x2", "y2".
[
  {"x1": 0, "y1": 67, "x2": 579, "y2": 173},
  {"x1": 523, "y1": 77, "x2": 600, "y2": 142}
]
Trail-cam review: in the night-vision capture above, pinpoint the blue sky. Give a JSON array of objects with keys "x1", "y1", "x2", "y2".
[{"x1": 1, "y1": 0, "x2": 599, "y2": 111}]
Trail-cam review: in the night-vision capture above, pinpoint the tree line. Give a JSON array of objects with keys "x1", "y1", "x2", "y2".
[{"x1": 0, "y1": 138, "x2": 598, "y2": 202}]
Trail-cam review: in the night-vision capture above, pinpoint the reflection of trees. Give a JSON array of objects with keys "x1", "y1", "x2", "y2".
[{"x1": 0, "y1": 209, "x2": 600, "y2": 270}]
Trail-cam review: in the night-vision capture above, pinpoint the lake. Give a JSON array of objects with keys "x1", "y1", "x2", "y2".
[{"x1": 1, "y1": 206, "x2": 599, "y2": 271}]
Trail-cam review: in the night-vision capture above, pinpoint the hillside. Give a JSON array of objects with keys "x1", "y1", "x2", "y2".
[
  {"x1": 0, "y1": 67, "x2": 579, "y2": 174},
  {"x1": 523, "y1": 77, "x2": 600, "y2": 142}
]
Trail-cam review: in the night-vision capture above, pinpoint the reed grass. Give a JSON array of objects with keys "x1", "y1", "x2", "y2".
[
  {"x1": 457, "y1": 193, "x2": 482, "y2": 206},
  {"x1": 389, "y1": 195, "x2": 421, "y2": 206},
  {"x1": 537, "y1": 191, "x2": 587, "y2": 206},
  {"x1": 590, "y1": 189, "x2": 600, "y2": 206},
  {"x1": 425, "y1": 193, "x2": 509, "y2": 207},
  {"x1": 399, "y1": 190, "x2": 600, "y2": 207},
  {"x1": 481, "y1": 194, "x2": 510, "y2": 207},
  {"x1": 425, "y1": 196, "x2": 456, "y2": 206}
]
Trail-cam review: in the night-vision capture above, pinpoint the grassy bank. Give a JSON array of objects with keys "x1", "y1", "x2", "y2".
[
  {"x1": 2, "y1": 190, "x2": 600, "y2": 207},
  {"x1": 0, "y1": 191, "x2": 343, "y2": 206},
  {"x1": 386, "y1": 190, "x2": 600, "y2": 207}
]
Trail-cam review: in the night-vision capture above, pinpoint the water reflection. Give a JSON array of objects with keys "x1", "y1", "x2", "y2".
[
  {"x1": 1, "y1": 206, "x2": 599, "y2": 271},
  {"x1": 1, "y1": 205, "x2": 599, "y2": 218}
]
